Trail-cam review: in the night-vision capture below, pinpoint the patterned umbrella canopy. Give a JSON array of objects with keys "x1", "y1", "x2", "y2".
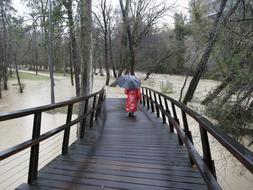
[{"x1": 116, "y1": 75, "x2": 141, "y2": 90}]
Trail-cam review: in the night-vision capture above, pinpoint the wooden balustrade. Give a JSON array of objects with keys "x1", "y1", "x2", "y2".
[
  {"x1": 141, "y1": 86, "x2": 253, "y2": 190},
  {"x1": 0, "y1": 88, "x2": 105, "y2": 184}
]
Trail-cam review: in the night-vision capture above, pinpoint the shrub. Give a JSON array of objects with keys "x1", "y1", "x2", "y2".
[{"x1": 160, "y1": 81, "x2": 173, "y2": 94}]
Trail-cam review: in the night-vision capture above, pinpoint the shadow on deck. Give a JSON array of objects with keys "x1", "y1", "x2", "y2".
[{"x1": 17, "y1": 98, "x2": 207, "y2": 190}]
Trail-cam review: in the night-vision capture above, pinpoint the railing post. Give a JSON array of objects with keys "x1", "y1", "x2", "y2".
[
  {"x1": 181, "y1": 110, "x2": 194, "y2": 166},
  {"x1": 95, "y1": 92, "x2": 103, "y2": 121},
  {"x1": 62, "y1": 104, "x2": 73, "y2": 155},
  {"x1": 146, "y1": 88, "x2": 150, "y2": 110},
  {"x1": 149, "y1": 90, "x2": 155, "y2": 112},
  {"x1": 171, "y1": 102, "x2": 183, "y2": 145},
  {"x1": 163, "y1": 97, "x2": 174, "y2": 133},
  {"x1": 97, "y1": 90, "x2": 105, "y2": 116},
  {"x1": 158, "y1": 94, "x2": 166, "y2": 123},
  {"x1": 142, "y1": 88, "x2": 146, "y2": 107},
  {"x1": 89, "y1": 95, "x2": 97, "y2": 128},
  {"x1": 153, "y1": 92, "x2": 160, "y2": 118},
  {"x1": 28, "y1": 112, "x2": 42, "y2": 184},
  {"x1": 199, "y1": 125, "x2": 216, "y2": 178},
  {"x1": 80, "y1": 99, "x2": 89, "y2": 139},
  {"x1": 182, "y1": 111, "x2": 193, "y2": 143}
]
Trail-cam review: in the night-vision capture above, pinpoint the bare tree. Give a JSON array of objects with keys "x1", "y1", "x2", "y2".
[
  {"x1": 119, "y1": 0, "x2": 170, "y2": 75},
  {"x1": 63, "y1": 0, "x2": 80, "y2": 96},
  {"x1": 119, "y1": 0, "x2": 135, "y2": 75},
  {"x1": 108, "y1": 9, "x2": 117, "y2": 78},
  {"x1": 93, "y1": 0, "x2": 113, "y2": 85}
]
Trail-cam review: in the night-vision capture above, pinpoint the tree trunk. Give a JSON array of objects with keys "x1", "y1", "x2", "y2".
[
  {"x1": 100, "y1": 0, "x2": 110, "y2": 86},
  {"x1": 6, "y1": 35, "x2": 12, "y2": 78},
  {"x1": 104, "y1": 29, "x2": 110, "y2": 85},
  {"x1": 202, "y1": 74, "x2": 233, "y2": 104},
  {"x1": 98, "y1": 56, "x2": 104, "y2": 76},
  {"x1": 34, "y1": 29, "x2": 39, "y2": 75},
  {"x1": 0, "y1": 63, "x2": 2, "y2": 98},
  {"x1": 118, "y1": 28, "x2": 128, "y2": 78},
  {"x1": 69, "y1": 41, "x2": 74, "y2": 86},
  {"x1": 1, "y1": 5, "x2": 8, "y2": 90},
  {"x1": 64, "y1": 0, "x2": 80, "y2": 96},
  {"x1": 77, "y1": 0, "x2": 93, "y2": 138},
  {"x1": 143, "y1": 72, "x2": 152, "y2": 81},
  {"x1": 14, "y1": 53, "x2": 23, "y2": 93},
  {"x1": 48, "y1": 0, "x2": 55, "y2": 104},
  {"x1": 183, "y1": 0, "x2": 228, "y2": 105},
  {"x1": 119, "y1": 0, "x2": 135, "y2": 75},
  {"x1": 0, "y1": 78, "x2": 2, "y2": 98},
  {"x1": 80, "y1": 0, "x2": 93, "y2": 96},
  {"x1": 219, "y1": 82, "x2": 245, "y2": 107},
  {"x1": 109, "y1": 29, "x2": 117, "y2": 78}
]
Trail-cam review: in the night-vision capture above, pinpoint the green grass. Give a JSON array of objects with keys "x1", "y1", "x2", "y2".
[{"x1": 10, "y1": 72, "x2": 49, "y2": 80}]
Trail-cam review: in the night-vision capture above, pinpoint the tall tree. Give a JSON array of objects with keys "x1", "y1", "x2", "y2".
[
  {"x1": 108, "y1": 12, "x2": 117, "y2": 78},
  {"x1": 119, "y1": 0, "x2": 169, "y2": 75},
  {"x1": 9, "y1": 17, "x2": 26, "y2": 93},
  {"x1": 93, "y1": 0, "x2": 111, "y2": 85},
  {"x1": 119, "y1": 0, "x2": 135, "y2": 75},
  {"x1": 63, "y1": 0, "x2": 80, "y2": 96},
  {"x1": 80, "y1": 0, "x2": 93, "y2": 95},
  {"x1": 26, "y1": 0, "x2": 56, "y2": 103},
  {"x1": 173, "y1": 13, "x2": 188, "y2": 71},
  {"x1": 0, "y1": 0, "x2": 13, "y2": 92},
  {"x1": 48, "y1": 0, "x2": 55, "y2": 103}
]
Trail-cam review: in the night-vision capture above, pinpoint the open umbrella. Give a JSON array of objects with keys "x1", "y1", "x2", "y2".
[{"x1": 117, "y1": 75, "x2": 141, "y2": 90}]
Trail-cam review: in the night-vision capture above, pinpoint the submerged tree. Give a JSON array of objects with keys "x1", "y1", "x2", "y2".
[
  {"x1": 0, "y1": 0, "x2": 14, "y2": 97},
  {"x1": 202, "y1": 0, "x2": 253, "y2": 142},
  {"x1": 9, "y1": 17, "x2": 26, "y2": 93},
  {"x1": 182, "y1": 0, "x2": 241, "y2": 105}
]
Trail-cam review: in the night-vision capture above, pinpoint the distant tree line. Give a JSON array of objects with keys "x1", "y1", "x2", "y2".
[{"x1": 0, "y1": 0, "x2": 193, "y2": 97}]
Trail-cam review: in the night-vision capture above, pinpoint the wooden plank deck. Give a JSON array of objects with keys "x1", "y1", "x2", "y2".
[{"x1": 17, "y1": 98, "x2": 207, "y2": 190}]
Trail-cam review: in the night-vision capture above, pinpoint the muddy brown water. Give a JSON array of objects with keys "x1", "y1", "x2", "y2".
[{"x1": 0, "y1": 74, "x2": 252, "y2": 190}]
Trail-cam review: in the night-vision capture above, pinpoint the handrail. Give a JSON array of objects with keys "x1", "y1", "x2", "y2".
[
  {"x1": 0, "y1": 88, "x2": 104, "y2": 121},
  {"x1": 0, "y1": 101, "x2": 102, "y2": 161},
  {"x1": 141, "y1": 86, "x2": 253, "y2": 190},
  {"x1": 0, "y1": 87, "x2": 105, "y2": 184}
]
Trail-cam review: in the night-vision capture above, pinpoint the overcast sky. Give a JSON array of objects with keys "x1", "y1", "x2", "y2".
[{"x1": 13, "y1": 0, "x2": 190, "y2": 27}]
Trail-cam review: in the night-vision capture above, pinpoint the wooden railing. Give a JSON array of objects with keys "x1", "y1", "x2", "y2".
[
  {"x1": 141, "y1": 87, "x2": 253, "y2": 190},
  {"x1": 0, "y1": 88, "x2": 105, "y2": 184}
]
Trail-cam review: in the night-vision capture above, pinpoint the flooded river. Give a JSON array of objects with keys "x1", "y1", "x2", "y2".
[{"x1": 0, "y1": 73, "x2": 252, "y2": 189}]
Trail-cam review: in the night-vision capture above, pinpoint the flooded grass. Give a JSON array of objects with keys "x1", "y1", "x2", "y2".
[{"x1": 10, "y1": 72, "x2": 49, "y2": 80}]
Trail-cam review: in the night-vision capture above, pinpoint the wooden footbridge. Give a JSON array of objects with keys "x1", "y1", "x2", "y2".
[{"x1": 0, "y1": 87, "x2": 252, "y2": 190}]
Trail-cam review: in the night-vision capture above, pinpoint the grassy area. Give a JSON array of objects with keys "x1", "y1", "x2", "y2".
[
  {"x1": 10, "y1": 72, "x2": 49, "y2": 80},
  {"x1": 39, "y1": 71, "x2": 69, "y2": 77}
]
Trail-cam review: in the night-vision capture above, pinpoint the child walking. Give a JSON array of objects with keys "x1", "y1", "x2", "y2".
[{"x1": 125, "y1": 88, "x2": 141, "y2": 117}]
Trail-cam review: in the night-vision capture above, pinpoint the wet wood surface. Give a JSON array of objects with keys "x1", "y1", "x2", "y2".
[{"x1": 17, "y1": 98, "x2": 207, "y2": 190}]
